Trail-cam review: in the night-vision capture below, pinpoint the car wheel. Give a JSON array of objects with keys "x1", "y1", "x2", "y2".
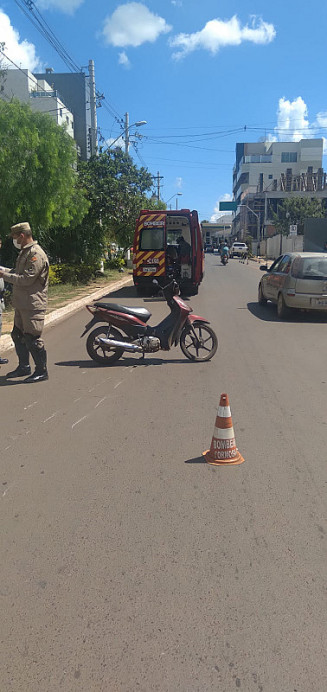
[
  {"x1": 258, "y1": 283, "x2": 267, "y2": 305},
  {"x1": 277, "y1": 293, "x2": 290, "y2": 319}
]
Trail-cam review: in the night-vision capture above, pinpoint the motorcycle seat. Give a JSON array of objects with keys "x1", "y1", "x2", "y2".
[{"x1": 94, "y1": 302, "x2": 152, "y2": 322}]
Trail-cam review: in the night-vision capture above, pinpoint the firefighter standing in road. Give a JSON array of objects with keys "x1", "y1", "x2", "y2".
[
  {"x1": 0, "y1": 222, "x2": 49, "y2": 383},
  {"x1": 0, "y1": 239, "x2": 9, "y2": 366}
]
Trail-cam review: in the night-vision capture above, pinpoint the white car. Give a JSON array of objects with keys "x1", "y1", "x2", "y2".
[{"x1": 230, "y1": 242, "x2": 248, "y2": 258}]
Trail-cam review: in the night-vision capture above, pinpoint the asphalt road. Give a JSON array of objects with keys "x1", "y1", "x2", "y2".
[{"x1": 1, "y1": 256, "x2": 326, "y2": 692}]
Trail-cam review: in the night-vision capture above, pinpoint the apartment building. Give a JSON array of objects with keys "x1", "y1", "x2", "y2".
[
  {"x1": 232, "y1": 139, "x2": 327, "y2": 242},
  {"x1": 1, "y1": 68, "x2": 74, "y2": 137},
  {"x1": 1, "y1": 62, "x2": 98, "y2": 161},
  {"x1": 35, "y1": 64, "x2": 97, "y2": 161}
]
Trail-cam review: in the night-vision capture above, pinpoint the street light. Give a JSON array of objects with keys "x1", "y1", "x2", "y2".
[
  {"x1": 166, "y1": 192, "x2": 182, "y2": 210},
  {"x1": 238, "y1": 204, "x2": 260, "y2": 247},
  {"x1": 108, "y1": 114, "x2": 147, "y2": 153}
]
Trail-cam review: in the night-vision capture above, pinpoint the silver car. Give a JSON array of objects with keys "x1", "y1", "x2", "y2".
[{"x1": 258, "y1": 252, "x2": 327, "y2": 318}]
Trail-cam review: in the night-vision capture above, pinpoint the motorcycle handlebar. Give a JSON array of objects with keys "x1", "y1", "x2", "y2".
[{"x1": 153, "y1": 278, "x2": 179, "y2": 299}]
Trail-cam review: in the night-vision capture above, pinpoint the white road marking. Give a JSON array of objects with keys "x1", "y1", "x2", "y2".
[
  {"x1": 114, "y1": 381, "x2": 123, "y2": 389},
  {"x1": 73, "y1": 398, "x2": 81, "y2": 403},
  {"x1": 72, "y1": 415, "x2": 88, "y2": 429},
  {"x1": 43, "y1": 412, "x2": 58, "y2": 423},
  {"x1": 24, "y1": 401, "x2": 38, "y2": 410},
  {"x1": 95, "y1": 397, "x2": 107, "y2": 409}
]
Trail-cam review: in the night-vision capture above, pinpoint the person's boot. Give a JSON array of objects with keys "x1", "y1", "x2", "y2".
[
  {"x1": 24, "y1": 367, "x2": 48, "y2": 383},
  {"x1": 23, "y1": 342, "x2": 48, "y2": 383},
  {"x1": 7, "y1": 326, "x2": 31, "y2": 377},
  {"x1": 6, "y1": 365, "x2": 31, "y2": 378}
]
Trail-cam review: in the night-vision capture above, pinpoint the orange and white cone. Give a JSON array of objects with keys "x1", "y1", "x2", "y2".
[{"x1": 203, "y1": 393, "x2": 244, "y2": 466}]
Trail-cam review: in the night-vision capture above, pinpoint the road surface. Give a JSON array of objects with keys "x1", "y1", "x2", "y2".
[{"x1": 1, "y1": 255, "x2": 326, "y2": 691}]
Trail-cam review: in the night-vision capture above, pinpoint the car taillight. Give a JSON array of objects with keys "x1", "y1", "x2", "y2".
[{"x1": 286, "y1": 289, "x2": 295, "y2": 297}]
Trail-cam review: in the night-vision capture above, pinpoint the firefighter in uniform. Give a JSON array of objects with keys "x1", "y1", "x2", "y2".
[{"x1": 0, "y1": 222, "x2": 49, "y2": 383}]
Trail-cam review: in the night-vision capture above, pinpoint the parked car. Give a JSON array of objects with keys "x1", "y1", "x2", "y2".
[
  {"x1": 258, "y1": 252, "x2": 327, "y2": 318},
  {"x1": 230, "y1": 242, "x2": 248, "y2": 258}
]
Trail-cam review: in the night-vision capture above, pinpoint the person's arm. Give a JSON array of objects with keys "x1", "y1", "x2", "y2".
[{"x1": 1, "y1": 253, "x2": 44, "y2": 286}]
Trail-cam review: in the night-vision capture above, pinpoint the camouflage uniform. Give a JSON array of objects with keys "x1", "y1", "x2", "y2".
[{"x1": 2, "y1": 241, "x2": 49, "y2": 374}]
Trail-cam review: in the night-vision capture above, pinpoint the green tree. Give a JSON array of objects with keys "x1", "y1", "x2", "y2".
[
  {"x1": 271, "y1": 197, "x2": 324, "y2": 236},
  {"x1": 76, "y1": 148, "x2": 156, "y2": 255},
  {"x1": 0, "y1": 99, "x2": 88, "y2": 241}
]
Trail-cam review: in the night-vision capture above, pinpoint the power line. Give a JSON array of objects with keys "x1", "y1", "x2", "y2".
[{"x1": 13, "y1": 0, "x2": 124, "y2": 129}]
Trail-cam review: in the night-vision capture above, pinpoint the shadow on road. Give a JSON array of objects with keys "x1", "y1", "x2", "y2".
[
  {"x1": 247, "y1": 301, "x2": 327, "y2": 323},
  {"x1": 0, "y1": 375, "x2": 27, "y2": 387},
  {"x1": 96, "y1": 285, "x2": 137, "y2": 300},
  {"x1": 185, "y1": 456, "x2": 206, "y2": 464},
  {"x1": 55, "y1": 356, "x2": 197, "y2": 369}
]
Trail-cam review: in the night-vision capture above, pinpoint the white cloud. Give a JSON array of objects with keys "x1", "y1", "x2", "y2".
[
  {"x1": 275, "y1": 96, "x2": 310, "y2": 141},
  {"x1": 118, "y1": 51, "x2": 131, "y2": 68},
  {"x1": 210, "y1": 194, "x2": 233, "y2": 223},
  {"x1": 271, "y1": 97, "x2": 327, "y2": 153},
  {"x1": 106, "y1": 136, "x2": 124, "y2": 150},
  {"x1": 36, "y1": 0, "x2": 84, "y2": 13},
  {"x1": 176, "y1": 177, "x2": 183, "y2": 188},
  {"x1": 102, "y1": 2, "x2": 172, "y2": 48},
  {"x1": 0, "y1": 10, "x2": 42, "y2": 71},
  {"x1": 170, "y1": 14, "x2": 276, "y2": 60}
]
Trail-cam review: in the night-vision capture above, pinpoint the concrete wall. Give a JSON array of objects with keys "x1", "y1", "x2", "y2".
[{"x1": 259, "y1": 234, "x2": 304, "y2": 259}]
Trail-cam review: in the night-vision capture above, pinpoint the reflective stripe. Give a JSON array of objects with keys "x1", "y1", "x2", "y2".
[
  {"x1": 218, "y1": 406, "x2": 231, "y2": 417},
  {"x1": 213, "y1": 426, "x2": 235, "y2": 440}
]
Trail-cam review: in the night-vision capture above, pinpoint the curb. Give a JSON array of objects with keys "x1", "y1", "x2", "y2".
[{"x1": 0, "y1": 274, "x2": 133, "y2": 354}]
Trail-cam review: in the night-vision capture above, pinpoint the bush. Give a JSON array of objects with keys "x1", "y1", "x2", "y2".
[
  {"x1": 49, "y1": 263, "x2": 100, "y2": 285},
  {"x1": 48, "y1": 266, "x2": 61, "y2": 286},
  {"x1": 105, "y1": 257, "x2": 126, "y2": 270}
]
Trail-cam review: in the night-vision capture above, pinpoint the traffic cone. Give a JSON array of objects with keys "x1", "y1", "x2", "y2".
[{"x1": 203, "y1": 393, "x2": 244, "y2": 466}]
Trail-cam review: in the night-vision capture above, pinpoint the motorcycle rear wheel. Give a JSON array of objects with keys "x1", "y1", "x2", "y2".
[
  {"x1": 86, "y1": 325, "x2": 124, "y2": 364},
  {"x1": 180, "y1": 322, "x2": 218, "y2": 362}
]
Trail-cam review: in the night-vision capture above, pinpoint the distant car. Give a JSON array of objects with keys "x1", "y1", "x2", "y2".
[
  {"x1": 230, "y1": 242, "x2": 248, "y2": 258},
  {"x1": 205, "y1": 244, "x2": 214, "y2": 253},
  {"x1": 258, "y1": 252, "x2": 327, "y2": 319}
]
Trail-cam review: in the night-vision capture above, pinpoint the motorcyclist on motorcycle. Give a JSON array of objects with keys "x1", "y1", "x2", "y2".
[{"x1": 221, "y1": 244, "x2": 229, "y2": 263}]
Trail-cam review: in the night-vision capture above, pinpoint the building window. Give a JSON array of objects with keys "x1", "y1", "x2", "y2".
[
  {"x1": 281, "y1": 152, "x2": 297, "y2": 163},
  {"x1": 268, "y1": 174, "x2": 273, "y2": 179}
]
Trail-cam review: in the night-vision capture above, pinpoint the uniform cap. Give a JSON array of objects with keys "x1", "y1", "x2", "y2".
[{"x1": 10, "y1": 222, "x2": 31, "y2": 235}]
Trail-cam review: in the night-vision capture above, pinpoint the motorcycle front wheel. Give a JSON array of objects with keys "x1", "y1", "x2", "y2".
[
  {"x1": 86, "y1": 325, "x2": 124, "y2": 364},
  {"x1": 180, "y1": 321, "x2": 218, "y2": 362}
]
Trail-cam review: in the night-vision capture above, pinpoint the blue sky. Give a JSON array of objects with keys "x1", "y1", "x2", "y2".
[{"x1": 1, "y1": 0, "x2": 327, "y2": 221}]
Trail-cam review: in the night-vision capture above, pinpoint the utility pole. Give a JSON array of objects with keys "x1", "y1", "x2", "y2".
[
  {"x1": 88, "y1": 59, "x2": 98, "y2": 157},
  {"x1": 124, "y1": 112, "x2": 129, "y2": 155},
  {"x1": 152, "y1": 171, "x2": 163, "y2": 201}
]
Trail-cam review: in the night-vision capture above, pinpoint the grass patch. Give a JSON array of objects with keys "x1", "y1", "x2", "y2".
[{"x1": 1, "y1": 269, "x2": 130, "y2": 334}]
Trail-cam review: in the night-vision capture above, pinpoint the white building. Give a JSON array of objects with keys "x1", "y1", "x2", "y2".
[
  {"x1": 232, "y1": 139, "x2": 327, "y2": 242},
  {"x1": 1, "y1": 68, "x2": 74, "y2": 137}
]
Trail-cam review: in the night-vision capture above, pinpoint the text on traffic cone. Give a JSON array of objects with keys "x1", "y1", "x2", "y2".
[{"x1": 203, "y1": 393, "x2": 244, "y2": 466}]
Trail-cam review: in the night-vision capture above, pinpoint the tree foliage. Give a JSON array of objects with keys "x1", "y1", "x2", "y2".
[
  {"x1": 75, "y1": 148, "x2": 156, "y2": 255},
  {"x1": 0, "y1": 99, "x2": 89, "y2": 240},
  {"x1": 271, "y1": 197, "x2": 325, "y2": 236}
]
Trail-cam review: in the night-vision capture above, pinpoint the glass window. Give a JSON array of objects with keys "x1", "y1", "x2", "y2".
[
  {"x1": 140, "y1": 227, "x2": 164, "y2": 250},
  {"x1": 278, "y1": 255, "x2": 291, "y2": 273},
  {"x1": 281, "y1": 152, "x2": 298, "y2": 163},
  {"x1": 269, "y1": 256, "x2": 283, "y2": 272},
  {"x1": 291, "y1": 257, "x2": 327, "y2": 279}
]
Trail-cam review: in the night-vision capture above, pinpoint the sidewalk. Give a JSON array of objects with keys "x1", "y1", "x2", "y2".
[{"x1": 0, "y1": 274, "x2": 133, "y2": 354}]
